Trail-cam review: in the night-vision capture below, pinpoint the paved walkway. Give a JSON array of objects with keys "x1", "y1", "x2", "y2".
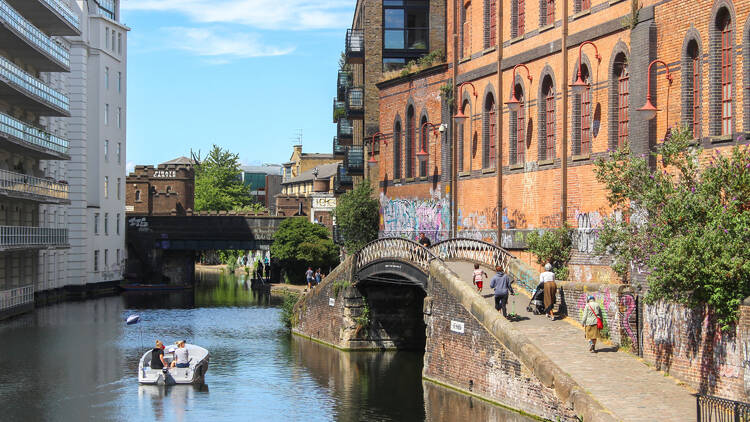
[{"x1": 446, "y1": 261, "x2": 696, "y2": 422}]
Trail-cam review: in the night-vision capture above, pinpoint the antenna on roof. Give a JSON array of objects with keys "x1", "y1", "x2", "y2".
[{"x1": 291, "y1": 129, "x2": 303, "y2": 145}]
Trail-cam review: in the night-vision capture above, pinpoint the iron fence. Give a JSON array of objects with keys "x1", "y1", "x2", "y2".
[
  {"x1": 337, "y1": 118, "x2": 353, "y2": 140},
  {"x1": 345, "y1": 145, "x2": 364, "y2": 174},
  {"x1": 0, "y1": 169, "x2": 68, "y2": 200},
  {"x1": 333, "y1": 136, "x2": 346, "y2": 155},
  {"x1": 697, "y1": 394, "x2": 750, "y2": 422},
  {"x1": 345, "y1": 29, "x2": 364, "y2": 58},
  {"x1": 337, "y1": 70, "x2": 351, "y2": 100},
  {"x1": 0, "y1": 284, "x2": 33, "y2": 312}
]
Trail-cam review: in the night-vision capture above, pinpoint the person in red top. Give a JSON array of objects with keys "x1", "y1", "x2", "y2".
[{"x1": 472, "y1": 263, "x2": 487, "y2": 293}]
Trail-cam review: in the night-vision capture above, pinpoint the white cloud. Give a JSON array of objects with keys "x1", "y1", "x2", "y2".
[
  {"x1": 126, "y1": 161, "x2": 135, "y2": 174},
  {"x1": 123, "y1": 0, "x2": 352, "y2": 30},
  {"x1": 164, "y1": 27, "x2": 294, "y2": 60}
]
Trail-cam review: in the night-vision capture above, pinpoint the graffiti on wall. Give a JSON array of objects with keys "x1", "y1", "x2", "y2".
[
  {"x1": 743, "y1": 331, "x2": 750, "y2": 395},
  {"x1": 457, "y1": 206, "x2": 498, "y2": 243},
  {"x1": 573, "y1": 211, "x2": 603, "y2": 254},
  {"x1": 380, "y1": 190, "x2": 450, "y2": 242}
]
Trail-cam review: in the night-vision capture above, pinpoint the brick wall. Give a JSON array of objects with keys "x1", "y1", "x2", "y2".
[{"x1": 125, "y1": 164, "x2": 194, "y2": 215}]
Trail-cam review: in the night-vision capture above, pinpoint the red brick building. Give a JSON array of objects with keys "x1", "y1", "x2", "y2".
[
  {"x1": 371, "y1": 0, "x2": 750, "y2": 282},
  {"x1": 126, "y1": 157, "x2": 195, "y2": 216}
]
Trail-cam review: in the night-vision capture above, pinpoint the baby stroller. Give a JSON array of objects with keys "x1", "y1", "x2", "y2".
[{"x1": 526, "y1": 282, "x2": 546, "y2": 315}]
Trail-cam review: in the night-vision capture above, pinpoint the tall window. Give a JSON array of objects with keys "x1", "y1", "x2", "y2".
[
  {"x1": 105, "y1": 27, "x2": 109, "y2": 49},
  {"x1": 104, "y1": 213, "x2": 109, "y2": 235},
  {"x1": 105, "y1": 67, "x2": 109, "y2": 89},
  {"x1": 394, "y1": 120, "x2": 402, "y2": 179},
  {"x1": 94, "y1": 213, "x2": 100, "y2": 235},
  {"x1": 116, "y1": 214, "x2": 120, "y2": 235},
  {"x1": 383, "y1": 0, "x2": 429, "y2": 68},
  {"x1": 510, "y1": 84, "x2": 525, "y2": 164},
  {"x1": 135, "y1": 190, "x2": 141, "y2": 201},
  {"x1": 419, "y1": 115, "x2": 428, "y2": 177},
  {"x1": 581, "y1": 79, "x2": 592, "y2": 155},
  {"x1": 105, "y1": 249, "x2": 109, "y2": 267},
  {"x1": 576, "y1": 0, "x2": 590, "y2": 12},
  {"x1": 118, "y1": 33, "x2": 122, "y2": 54},
  {"x1": 541, "y1": 0, "x2": 554, "y2": 26},
  {"x1": 573, "y1": 64, "x2": 591, "y2": 155},
  {"x1": 111, "y1": 31, "x2": 115, "y2": 52},
  {"x1": 485, "y1": 0, "x2": 497, "y2": 48},
  {"x1": 720, "y1": 11, "x2": 733, "y2": 135},
  {"x1": 104, "y1": 176, "x2": 109, "y2": 198},
  {"x1": 614, "y1": 56, "x2": 629, "y2": 148},
  {"x1": 104, "y1": 140, "x2": 109, "y2": 161},
  {"x1": 539, "y1": 76, "x2": 555, "y2": 161},
  {"x1": 117, "y1": 142, "x2": 121, "y2": 164},
  {"x1": 689, "y1": 41, "x2": 701, "y2": 137},
  {"x1": 512, "y1": 0, "x2": 525, "y2": 38},
  {"x1": 104, "y1": 104, "x2": 109, "y2": 125},
  {"x1": 117, "y1": 107, "x2": 122, "y2": 128},
  {"x1": 461, "y1": 1, "x2": 471, "y2": 57},
  {"x1": 118, "y1": 72, "x2": 122, "y2": 93},
  {"x1": 406, "y1": 106, "x2": 415, "y2": 178},
  {"x1": 94, "y1": 250, "x2": 99, "y2": 271},
  {"x1": 483, "y1": 94, "x2": 496, "y2": 167},
  {"x1": 117, "y1": 178, "x2": 121, "y2": 200}
]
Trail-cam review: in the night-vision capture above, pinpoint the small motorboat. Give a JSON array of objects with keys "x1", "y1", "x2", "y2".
[{"x1": 138, "y1": 344, "x2": 210, "y2": 385}]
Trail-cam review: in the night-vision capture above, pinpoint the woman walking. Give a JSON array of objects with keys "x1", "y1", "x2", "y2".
[
  {"x1": 582, "y1": 296, "x2": 604, "y2": 353},
  {"x1": 540, "y1": 263, "x2": 557, "y2": 319}
]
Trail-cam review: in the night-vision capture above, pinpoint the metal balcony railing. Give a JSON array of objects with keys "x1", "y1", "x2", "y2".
[
  {"x1": 0, "y1": 169, "x2": 68, "y2": 200},
  {"x1": 0, "y1": 54, "x2": 69, "y2": 112},
  {"x1": 0, "y1": 226, "x2": 68, "y2": 248},
  {"x1": 337, "y1": 118, "x2": 353, "y2": 141},
  {"x1": 94, "y1": 0, "x2": 115, "y2": 20},
  {"x1": 41, "y1": 0, "x2": 80, "y2": 29},
  {"x1": 345, "y1": 29, "x2": 364, "y2": 62},
  {"x1": 0, "y1": 0, "x2": 70, "y2": 68},
  {"x1": 333, "y1": 136, "x2": 346, "y2": 155},
  {"x1": 346, "y1": 86, "x2": 364, "y2": 118},
  {"x1": 336, "y1": 165, "x2": 352, "y2": 188},
  {"x1": 333, "y1": 98, "x2": 345, "y2": 123},
  {"x1": 337, "y1": 70, "x2": 351, "y2": 100},
  {"x1": 0, "y1": 111, "x2": 68, "y2": 155},
  {"x1": 0, "y1": 284, "x2": 33, "y2": 313},
  {"x1": 345, "y1": 145, "x2": 364, "y2": 174}
]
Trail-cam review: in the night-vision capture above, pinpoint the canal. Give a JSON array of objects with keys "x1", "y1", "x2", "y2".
[{"x1": 0, "y1": 271, "x2": 536, "y2": 421}]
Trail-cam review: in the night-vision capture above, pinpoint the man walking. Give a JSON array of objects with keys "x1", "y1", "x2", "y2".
[
  {"x1": 305, "y1": 267, "x2": 314, "y2": 291},
  {"x1": 489, "y1": 265, "x2": 514, "y2": 319}
]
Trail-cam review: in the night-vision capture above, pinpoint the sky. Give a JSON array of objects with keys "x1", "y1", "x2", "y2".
[{"x1": 120, "y1": 0, "x2": 354, "y2": 172}]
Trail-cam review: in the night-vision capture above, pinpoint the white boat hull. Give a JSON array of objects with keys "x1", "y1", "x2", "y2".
[{"x1": 138, "y1": 344, "x2": 210, "y2": 385}]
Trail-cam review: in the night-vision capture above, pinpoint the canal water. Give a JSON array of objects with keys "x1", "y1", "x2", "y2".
[{"x1": 0, "y1": 271, "x2": 536, "y2": 422}]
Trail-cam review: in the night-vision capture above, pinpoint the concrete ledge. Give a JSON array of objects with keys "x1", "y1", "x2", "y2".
[{"x1": 430, "y1": 260, "x2": 621, "y2": 422}]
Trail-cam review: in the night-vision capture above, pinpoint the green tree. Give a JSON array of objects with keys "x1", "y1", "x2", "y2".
[
  {"x1": 270, "y1": 218, "x2": 339, "y2": 284},
  {"x1": 525, "y1": 224, "x2": 572, "y2": 280},
  {"x1": 194, "y1": 145, "x2": 253, "y2": 211},
  {"x1": 593, "y1": 127, "x2": 750, "y2": 329},
  {"x1": 333, "y1": 179, "x2": 379, "y2": 252}
]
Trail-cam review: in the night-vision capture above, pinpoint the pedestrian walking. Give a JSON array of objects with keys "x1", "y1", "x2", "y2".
[
  {"x1": 540, "y1": 263, "x2": 557, "y2": 320},
  {"x1": 305, "y1": 267, "x2": 314, "y2": 291},
  {"x1": 314, "y1": 268, "x2": 322, "y2": 286},
  {"x1": 489, "y1": 265, "x2": 514, "y2": 319},
  {"x1": 472, "y1": 263, "x2": 487, "y2": 293},
  {"x1": 582, "y1": 295, "x2": 604, "y2": 353},
  {"x1": 418, "y1": 232, "x2": 432, "y2": 248}
]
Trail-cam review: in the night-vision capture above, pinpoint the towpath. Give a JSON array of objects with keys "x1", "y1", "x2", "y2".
[{"x1": 446, "y1": 261, "x2": 696, "y2": 422}]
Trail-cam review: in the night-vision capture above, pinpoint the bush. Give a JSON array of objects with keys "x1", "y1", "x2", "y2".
[
  {"x1": 593, "y1": 126, "x2": 750, "y2": 330},
  {"x1": 526, "y1": 224, "x2": 572, "y2": 280},
  {"x1": 333, "y1": 180, "x2": 379, "y2": 252},
  {"x1": 279, "y1": 293, "x2": 299, "y2": 329},
  {"x1": 270, "y1": 218, "x2": 339, "y2": 284}
]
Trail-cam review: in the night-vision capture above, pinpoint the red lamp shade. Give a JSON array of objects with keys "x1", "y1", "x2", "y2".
[
  {"x1": 638, "y1": 99, "x2": 659, "y2": 121},
  {"x1": 367, "y1": 156, "x2": 378, "y2": 168},
  {"x1": 453, "y1": 108, "x2": 468, "y2": 121},
  {"x1": 569, "y1": 75, "x2": 589, "y2": 95},
  {"x1": 505, "y1": 95, "x2": 521, "y2": 113},
  {"x1": 416, "y1": 148, "x2": 429, "y2": 164}
]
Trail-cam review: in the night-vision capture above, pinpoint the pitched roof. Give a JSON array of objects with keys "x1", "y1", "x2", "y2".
[
  {"x1": 241, "y1": 164, "x2": 282, "y2": 175},
  {"x1": 161, "y1": 156, "x2": 195, "y2": 165},
  {"x1": 282, "y1": 162, "x2": 341, "y2": 185}
]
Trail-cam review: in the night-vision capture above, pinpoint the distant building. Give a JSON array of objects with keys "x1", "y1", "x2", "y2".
[
  {"x1": 126, "y1": 157, "x2": 194, "y2": 216},
  {"x1": 240, "y1": 164, "x2": 282, "y2": 213},
  {"x1": 282, "y1": 145, "x2": 341, "y2": 182}
]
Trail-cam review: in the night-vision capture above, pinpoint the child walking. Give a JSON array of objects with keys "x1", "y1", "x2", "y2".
[{"x1": 472, "y1": 263, "x2": 487, "y2": 293}]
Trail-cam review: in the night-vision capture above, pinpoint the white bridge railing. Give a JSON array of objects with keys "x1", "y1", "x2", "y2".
[
  {"x1": 0, "y1": 284, "x2": 33, "y2": 312},
  {"x1": 431, "y1": 238, "x2": 515, "y2": 273},
  {"x1": 355, "y1": 237, "x2": 438, "y2": 273}
]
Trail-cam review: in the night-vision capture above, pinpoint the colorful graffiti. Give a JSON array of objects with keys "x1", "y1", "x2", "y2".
[
  {"x1": 743, "y1": 331, "x2": 750, "y2": 395},
  {"x1": 619, "y1": 294, "x2": 638, "y2": 348},
  {"x1": 380, "y1": 190, "x2": 450, "y2": 242}
]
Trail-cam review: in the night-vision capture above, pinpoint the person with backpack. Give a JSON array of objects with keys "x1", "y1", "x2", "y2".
[{"x1": 582, "y1": 295, "x2": 604, "y2": 353}]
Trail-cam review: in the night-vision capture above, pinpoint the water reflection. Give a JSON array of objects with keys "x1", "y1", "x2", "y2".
[{"x1": 0, "y1": 271, "x2": 536, "y2": 421}]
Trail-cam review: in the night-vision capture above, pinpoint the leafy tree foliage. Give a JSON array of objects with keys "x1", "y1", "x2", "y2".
[
  {"x1": 194, "y1": 145, "x2": 256, "y2": 211},
  {"x1": 594, "y1": 127, "x2": 750, "y2": 329},
  {"x1": 270, "y1": 218, "x2": 339, "y2": 284},
  {"x1": 333, "y1": 180, "x2": 379, "y2": 252},
  {"x1": 526, "y1": 224, "x2": 572, "y2": 280}
]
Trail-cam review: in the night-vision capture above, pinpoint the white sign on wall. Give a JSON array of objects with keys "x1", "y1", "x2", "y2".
[
  {"x1": 312, "y1": 197, "x2": 336, "y2": 209},
  {"x1": 329, "y1": 297, "x2": 335, "y2": 307},
  {"x1": 153, "y1": 170, "x2": 177, "y2": 178},
  {"x1": 450, "y1": 320, "x2": 465, "y2": 334}
]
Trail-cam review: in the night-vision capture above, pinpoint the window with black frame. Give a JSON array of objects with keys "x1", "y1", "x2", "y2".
[{"x1": 382, "y1": 0, "x2": 429, "y2": 71}]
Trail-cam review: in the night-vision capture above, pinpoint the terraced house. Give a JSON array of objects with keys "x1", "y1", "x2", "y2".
[{"x1": 371, "y1": 0, "x2": 750, "y2": 283}]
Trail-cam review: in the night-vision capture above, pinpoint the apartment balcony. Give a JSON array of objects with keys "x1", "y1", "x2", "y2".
[
  {"x1": 0, "y1": 169, "x2": 69, "y2": 203},
  {"x1": 337, "y1": 118, "x2": 353, "y2": 145},
  {"x1": 345, "y1": 86, "x2": 364, "y2": 119},
  {"x1": 345, "y1": 145, "x2": 364, "y2": 175},
  {"x1": 0, "y1": 111, "x2": 68, "y2": 159},
  {"x1": 0, "y1": 226, "x2": 68, "y2": 251},
  {"x1": 0, "y1": 54, "x2": 69, "y2": 116},
  {"x1": 332, "y1": 98, "x2": 345, "y2": 123},
  {"x1": 4, "y1": 0, "x2": 80, "y2": 36},
  {"x1": 333, "y1": 136, "x2": 346, "y2": 155},
  {"x1": 0, "y1": 0, "x2": 70, "y2": 72},
  {"x1": 336, "y1": 165, "x2": 352, "y2": 189},
  {"x1": 345, "y1": 29, "x2": 364, "y2": 64},
  {"x1": 337, "y1": 70, "x2": 351, "y2": 101}
]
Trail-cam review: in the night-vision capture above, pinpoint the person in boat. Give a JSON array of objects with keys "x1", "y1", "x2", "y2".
[
  {"x1": 151, "y1": 340, "x2": 168, "y2": 369},
  {"x1": 171, "y1": 340, "x2": 190, "y2": 368}
]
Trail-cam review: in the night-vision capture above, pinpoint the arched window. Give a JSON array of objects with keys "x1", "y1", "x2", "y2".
[
  {"x1": 484, "y1": 0, "x2": 497, "y2": 48},
  {"x1": 483, "y1": 93, "x2": 496, "y2": 168},
  {"x1": 419, "y1": 114, "x2": 428, "y2": 177},
  {"x1": 711, "y1": 7, "x2": 735, "y2": 136},
  {"x1": 509, "y1": 84, "x2": 525, "y2": 164},
  {"x1": 540, "y1": 0, "x2": 554, "y2": 26},
  {"x1": 683, "y1": 38, "x2": 701, "y2": 138},
  {"x1": 611, "y1": 53, "x2": 629, "y2": 149},
  {"x1": 458, "y1": 99, "x2": 470, "y2": 172},
  {"x1": 135, "y1": 190, "x2": 141, "y2": 201},
  {"x1": 166, "y1": 185, "x2": 173, "y2": 194},
  {"x1": 393, "y1": 120, "x2": 402, "y2": 179},
  {"x1": 575, "y1": 0, "x2": 590, "y2": 13},
  {"x1": 572, "y1": 63, "x2": 591, "y2": 156},
  {"x1": 461, "y1": 0, "x2": 471, "y2": 57},
  {"x1": 511, "y1": 0, "x2": 524, "y2": 38},
  {"x1": 539, "y1": 75, "x2": 555, "y2": 161},
  {"x1": 406, "y1": 106, "x2": 415, "y2": 178}
]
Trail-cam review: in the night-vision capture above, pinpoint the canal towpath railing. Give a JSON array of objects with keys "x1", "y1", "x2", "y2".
[
  {"x1": 0, "y1": 169, "x2": 69, "y2": 200},
  {"x1": 0, "y1": 284, "x2": 33, "y2": 313},
  {"x1": 696, "y1": 394, "x2": 750, "y2": 422},
  {"x1": 354, "y1": 237, "x2": 440, "y2": 274}
]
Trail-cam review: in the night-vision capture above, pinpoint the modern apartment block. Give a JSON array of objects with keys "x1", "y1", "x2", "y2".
[
  {"x1": 335, "y1": 0, "x2": 446, "y2": 187},
  {"x1": 0, "y1": 0, "x2": 78, "y2": 319}
]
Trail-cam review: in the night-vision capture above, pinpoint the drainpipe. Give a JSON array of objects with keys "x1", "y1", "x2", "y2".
[
  {"x1": 451, "y1": 0, "x2": 459, "y2": 238},
  {"x1": 496, "y1": 0, "x2": 504, "y2": 246},
  {"x1": 561, "y1": 0, "x2": 569, "y2": 226}
]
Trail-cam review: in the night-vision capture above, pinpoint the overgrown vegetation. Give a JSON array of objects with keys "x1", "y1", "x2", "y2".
[
  {"x1": 526, "y1": 224, "x2": 572, "y2": 280},
  {"x1": 621, "y1": 0, "x2": 642, "y2": 30},
  {"x1": 270, "y1": 218, "x2": 339, "y2": 284},
  {"x1": 332, "y1": 180, "x2": 379, "y2": 253},
  {"x1": 354, "y1": 299, "x2": 371, "y2": 328},
  {"x1": 439, "y1": 84, "x2": 454, "y2": 106},
  {"x1": 332, "y1": 279, "x2": 351, "y2": 297},
  {"x1": 193, "y1": 145, "x2": 264, "y2": 212},
  {"x1": 593, "y1": 127, "x2": 750, "y2": 330},
  {"x1": 280, "y1": 293, "x2": 299, "y2": 329},
  {"x1": 381, "y1": 49, "x2": 445, "y2": 81}
]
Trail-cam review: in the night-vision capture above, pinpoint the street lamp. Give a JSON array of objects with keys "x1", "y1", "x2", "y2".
[
  {"x1": 637, "y1": 59, "x2": 674, "y2": 121},
  {"x1": 417, "y1": 122, "x2": 442, "y2": 165},
  {"x1": 505, "y1": 64, "x2": 532, "y2": 112},
  {"x1": 569, "y1": 41, "x2": 602, "y2": 95},
  {"x1": 453, "y1": 82, "x2": 478, "y2": 121},
  {"x1": 367, "y1": 132, "x2": 388, "y2": 169}
]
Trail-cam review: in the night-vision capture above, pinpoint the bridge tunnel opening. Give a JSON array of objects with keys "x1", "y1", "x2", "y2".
[{"x1": 357, "y1": 276, "x2": 427, "y2": 352}]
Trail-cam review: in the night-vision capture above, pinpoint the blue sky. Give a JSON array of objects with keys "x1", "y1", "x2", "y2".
[{"x1": 121, "y1": 1, "x2": 354, "y2": 172}]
